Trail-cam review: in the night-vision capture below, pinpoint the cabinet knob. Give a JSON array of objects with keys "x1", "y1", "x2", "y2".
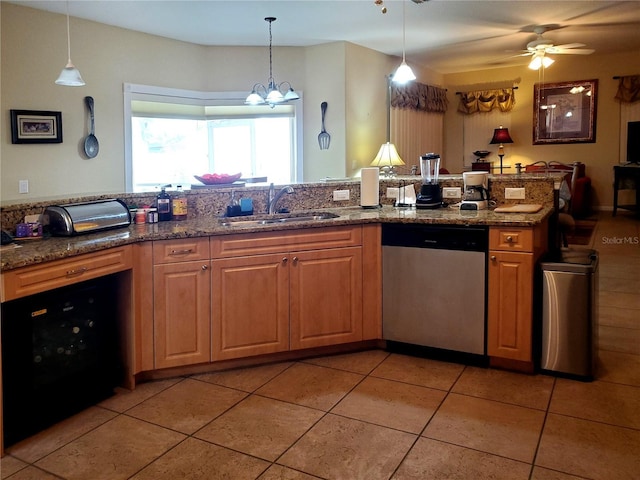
[
  {"x1": 282, "y1": 257, "x2": 288, "y2": 265},
  {"x1": 490, "y1": 255, "x2": 497, "y2": 261},
  {"x1": 201, "y1": 265, "x2": 208, "y2": 270},
  {"x1": 506, "y1": 235, "x2": 513, "y2": 243},
  {"x1": 292, "y1": 256, "x2": 299, "y2": 265}
]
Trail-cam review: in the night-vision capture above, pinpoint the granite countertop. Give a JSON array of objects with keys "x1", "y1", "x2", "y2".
[{"x1": 0, "y1": 205, "x2": 553, "y2": 272}]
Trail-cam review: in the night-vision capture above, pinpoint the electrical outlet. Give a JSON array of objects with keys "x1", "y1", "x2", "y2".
[
  {"x1": 332, "y1": 189, "x2": 350, "y2": 201},
  {"x1": 19, "y1": 180, "x2": 29, "y2": 194},
  {"x1": 505, "y1": 187, "x2": 525, "y2": 200},
  {"x1": 386, "y1": 187, "x2": 399, "y2": 199},
  {"x1": 442, "y1": 187, "x2": 461, "y2": 199}
]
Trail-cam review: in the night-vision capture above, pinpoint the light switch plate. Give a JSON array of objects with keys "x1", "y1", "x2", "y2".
[
  {"x1": 505, "y1": 187, "x2": 525, "y2": 200},
  {"x1": 333, "y1": 189, "x2": 350, "y2": 201},
  {"x1": 19, "y1": 180, "x2": 29, "y2": 194},
  {"x1": 386, "y1": 187, "x2": 399, "y2": 199}
]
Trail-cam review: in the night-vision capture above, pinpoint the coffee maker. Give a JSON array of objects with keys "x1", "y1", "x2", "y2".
[
  {"x1": 460, "y1": 172, "x2": 489, "y2": 210},
  {"x1": 416, "y1": 153, "x2": 442, "y2": 209}
]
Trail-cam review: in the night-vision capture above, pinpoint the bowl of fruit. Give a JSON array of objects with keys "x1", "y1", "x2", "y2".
[{"x1": 194, "y1": 172, "x2": 242, "y2": 185}]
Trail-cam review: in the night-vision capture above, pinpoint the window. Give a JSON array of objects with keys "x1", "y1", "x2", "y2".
[{"x1": 124, "y1": 84, "x2": 303, "y2": 192}]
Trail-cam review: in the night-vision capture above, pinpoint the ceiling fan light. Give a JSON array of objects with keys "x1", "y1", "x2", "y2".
[
  {"x1": 542, "y1": 55, "x2": 554, "y2": 68},
  {"x1": 392, "y1": 61, "x2": 416, "y2": 84}
]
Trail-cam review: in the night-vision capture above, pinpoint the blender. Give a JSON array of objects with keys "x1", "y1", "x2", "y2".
[
  {"x1": 460, "y1": 171, "x2": 489, "y2": 210},
  {"x1": 416, "y1": 153, "x2": 443, "y2": 209}
]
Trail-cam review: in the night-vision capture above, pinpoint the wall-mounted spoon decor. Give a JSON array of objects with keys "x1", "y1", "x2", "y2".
[{"x1": 84, "y1": 96, "x2": 99, "y2": 158}]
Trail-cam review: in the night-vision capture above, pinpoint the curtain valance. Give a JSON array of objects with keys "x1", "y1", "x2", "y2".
[
  {"x1": 457, "y1": 88, "x2": 516, "y2": 114},
  {"x1": 391, "y1": 82, "x2": 448, "y2": 113},
  {"x1": 615, "y1": 75, "x2": 640, "y2": 103}
]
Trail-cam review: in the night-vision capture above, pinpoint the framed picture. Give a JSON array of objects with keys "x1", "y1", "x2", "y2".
[
  {"x1": 533, "y1": 79, "x2": 598, "y2": 145},
  {"x1": 10, "y1": 110, "x2": 63, "y2": 144}
]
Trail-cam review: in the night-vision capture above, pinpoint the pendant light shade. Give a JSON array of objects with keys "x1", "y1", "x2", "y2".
[
  {"x1": 245, "y1": 17, "x2": 298, "y2": 107},
  {"x1": 391, "y1": 0, "x2": 416, "y2": 84},
  {"x1": 55, "y1": 2, "x2": 85, "y2": 86}
]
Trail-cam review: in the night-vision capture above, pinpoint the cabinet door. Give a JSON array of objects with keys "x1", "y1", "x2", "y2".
[
  {"x1": 487, "y1": 250, "x2": 533, "y2": 362},
  {"x1": 290, "y1": 247, "x2": 363, "y2": 350},
  {"x1": 154, "y1": 261, "x2": 210, "y2": 368},
  {"x1": 211, "y1": 254, "x2": 289, "y2": 361}
]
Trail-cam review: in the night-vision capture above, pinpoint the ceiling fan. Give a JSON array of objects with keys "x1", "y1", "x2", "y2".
[{"x1": 521, "y1": 26, "x2": 595, "y2": 69}]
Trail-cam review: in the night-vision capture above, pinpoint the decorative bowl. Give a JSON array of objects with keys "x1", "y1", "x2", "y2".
[
  {"x1": 473, "y1": 150, "x2": 491, "y2": 158},
  {"x1": 194, "y1": 172, "x2": 242, "y2": 185}
]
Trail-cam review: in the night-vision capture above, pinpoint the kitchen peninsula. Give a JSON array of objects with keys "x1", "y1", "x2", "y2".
[{"x1": 0, "y1": 174, "x2": 559, "y2": 454}]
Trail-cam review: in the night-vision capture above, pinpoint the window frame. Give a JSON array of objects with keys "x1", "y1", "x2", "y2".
[{"x1": 123, "y1": 83, "x2": 304, "y2": 192}]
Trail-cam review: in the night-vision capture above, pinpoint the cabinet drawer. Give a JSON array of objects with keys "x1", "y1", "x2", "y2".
[
  {"x1": 1, "y1": 246, "x2": 132, "y2": 301},
  {"x1": 211, "y1": 226, "x2": 362, "y2": 258},
  {"x1": 153, "y1": 237, "x2": 210, "y2": 264},
  {"x1": 489, "y1": 228, "x2": 533, "y2": 252}
]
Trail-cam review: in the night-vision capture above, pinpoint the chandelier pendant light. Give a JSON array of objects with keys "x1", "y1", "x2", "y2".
[
  {"x1": 55, "y1": 1, "x2": 85, "y2": 86},
  {"x1": 391, "y1": 0, "x2": 416, "y2": 84},
  {"x1": 245, "y1": 17, "x2": 299, "y2": 108}
]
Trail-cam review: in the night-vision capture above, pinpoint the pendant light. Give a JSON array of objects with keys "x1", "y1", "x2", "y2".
[
  {"x1": 391, "y1": 0, "x2": 416, "y2": 84},
  {"x1": 245, "y1": 17, "x2": 299, "y2": 108},
  {"x1": 55, "y1": 1, "x2": 85, "y2": 86}
]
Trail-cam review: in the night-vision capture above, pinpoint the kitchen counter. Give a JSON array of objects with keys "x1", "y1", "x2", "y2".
[{"x1": 1, "y1": 205, "x2": 553, "y2": 272}]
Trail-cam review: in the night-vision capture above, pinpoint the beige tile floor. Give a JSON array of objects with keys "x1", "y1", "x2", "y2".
[{"x1": 2, "y1": 213, "x2": 639, "y2": 480}]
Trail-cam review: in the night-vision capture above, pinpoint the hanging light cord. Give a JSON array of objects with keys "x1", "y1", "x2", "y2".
[
  {"x1": 402, "y1": 0, "x2": 407, "y2": 62},
  {"x1": 65, "y1": 1, "x2": 72, "y2": 63},
  {"x1": 268, "y1": 18, "x2": 274, "y2": 85}
]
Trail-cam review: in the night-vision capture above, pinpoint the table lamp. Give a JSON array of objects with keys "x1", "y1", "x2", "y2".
[{"x1": 490, "y1": 126, "x2": 514, "y2": 174}]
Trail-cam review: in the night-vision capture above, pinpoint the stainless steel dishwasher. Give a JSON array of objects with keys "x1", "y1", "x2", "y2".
[{"x1": 382, "y1": 223, "x2": 488, "y2": 358}]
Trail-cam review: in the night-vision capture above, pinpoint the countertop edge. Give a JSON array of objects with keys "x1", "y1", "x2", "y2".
[{"x1": 1, "y1": 206, "x2": 554, "y2": 272}]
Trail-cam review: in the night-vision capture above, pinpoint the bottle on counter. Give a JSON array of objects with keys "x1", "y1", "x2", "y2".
[
  {"x1": 171, "y1": 185, "x2": 188, "y2": 221},
  {"x1": 157, "y1": 187, "x2": 172, "y2": 221}
]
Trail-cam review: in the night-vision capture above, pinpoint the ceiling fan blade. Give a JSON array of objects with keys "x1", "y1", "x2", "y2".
[
  {"x1": 548, "y1": 47, "x2": 595, "y2": 55},
  {"x1": 552, "y1": 43, "x2": 587, "y2": 49}
]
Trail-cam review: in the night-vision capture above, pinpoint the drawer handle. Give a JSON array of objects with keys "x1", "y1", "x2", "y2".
[
  {"x1": 490, "y1": 255, "x2": 497, "y2": 261},
  {"x1": 66, "y1": 267, "x2": 88, "y2": 276},
  {"x1": 170, "y1": 248, "x2": 194, "y2": 255},
  {"x1": 505, "y1": 235, "x2": 514, "y2": 243}
]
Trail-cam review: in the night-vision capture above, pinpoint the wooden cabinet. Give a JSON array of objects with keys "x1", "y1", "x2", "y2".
[
  {"x1": 152, "y1": 238, "x2": 210, "y2": 369},
  {"x1": 1, "y1": 246, "x2": 132, "y2": 302},
  {"x1": 211, "y1": 253, "x2": 289, "y2": 360},
  {"x1": 487, "y1": 225, "x2": 547, "y2": 370},
  {"x1": 290, "y1": 247, "x2": 362, "y2": 350},
  {"x1": 211, "y1": 226, "x2": 366, "y2": 360}
]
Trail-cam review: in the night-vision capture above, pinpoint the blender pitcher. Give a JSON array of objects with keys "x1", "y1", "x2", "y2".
[
  {"x1": 420, "y1": 153, "x2": 440, "y2": 184},
  {"x1": 416, "y1": 153, "x2": 443, "y2": 209}
]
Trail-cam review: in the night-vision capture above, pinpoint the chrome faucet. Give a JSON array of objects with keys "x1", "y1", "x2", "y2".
[{"x1": 268, "y1": 183, "x2": 294, "y2": 214}]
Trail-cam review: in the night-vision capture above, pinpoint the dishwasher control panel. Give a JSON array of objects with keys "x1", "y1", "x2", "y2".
[{"x1": 382, "y1": 224, "x2": 488, "y2": 252}]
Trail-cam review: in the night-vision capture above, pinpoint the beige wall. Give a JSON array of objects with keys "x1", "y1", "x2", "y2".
[
  {"x1": 0, "y1": 3, "x2": 357, "y2": 202},
  {"x1": 3, "y1": 2, "x2": 638, "y2": 209},
  {"x1": 443, "y1": 51, "x2": 640, "y2": 209}
]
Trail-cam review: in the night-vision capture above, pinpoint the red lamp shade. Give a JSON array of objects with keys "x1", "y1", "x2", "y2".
[{"x1": 490, "y1": 126, "x2": 514, "y2": 146}]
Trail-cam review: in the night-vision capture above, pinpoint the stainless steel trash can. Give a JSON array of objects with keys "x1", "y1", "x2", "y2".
[{"x1": 540, "y1": 248, "x2": 598, "y2": 380}]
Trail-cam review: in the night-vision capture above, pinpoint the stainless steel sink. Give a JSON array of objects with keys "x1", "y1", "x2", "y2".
[{"x1": 219, "y1": 212, "x2": 339, "y2": 227}]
